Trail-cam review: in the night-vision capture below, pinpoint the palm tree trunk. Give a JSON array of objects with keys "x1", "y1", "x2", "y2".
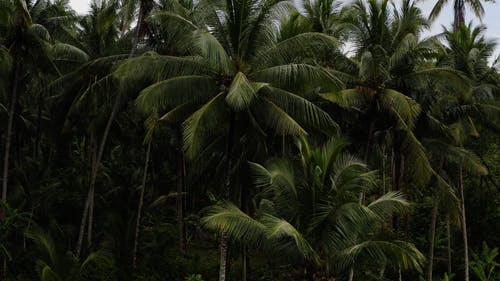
[
  {"x1": 459, "y1": 167, "x2": 469, "y2": 281},
  {"x1": 76, "y1": 96, "x2": 121, "y2": 255},
  {"x1": 87, "y1": 138, "x2": 98, "y2": 247},
  {"x1": 87, "y1": 96, "x2": 121, "y2": 247},
  {"x1": 177, "y1": 146, "x2": 186, "y2": 254},
  {"x1": 34, "y1": 83, "x2": 44, "y2": 159},
  {"x1": 242, "y1": 246, "x2": 247, "y2": 281},
  {"x1": 130, "y1": 5, "x2": 143, "y2": 56},
  {"x1": 447, "y1": 215, "x2": 452, "y2": 274},
  {"x1": 219, "y1": 113, "x2": 235, "y2": 281},
  {"x1": 219, "y1": 232, "x2": 230, "y2": 281},
  {"x1": 364, "y1": 120, "x2": 375, "y2": 162},
  {"x1": 453, "y1": 0, "x2": 465, "y2": 30},
  {"x1": 428, "y1": 204, "x2": 438, "y2": 281},
  {"x1": 76, "y1": 134, "x2": 95, "y2": 257},
  {"x1": 2, "y1": 56, "x2": 20, "y2": 201},
  {"x1": 133, "y1": 143, "x2": 151, "y2": 269},
  {"x1": 348, "y1": 268, "x2": 354, "y2": 281},
  {"x1": 76, "y1": 189, "x2": 90, "y2": 257}
]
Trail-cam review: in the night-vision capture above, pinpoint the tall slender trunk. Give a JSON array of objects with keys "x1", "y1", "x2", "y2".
[
  {"x1": 87, "y1": 96, "x2": 121, "y2": 247},
  {"x1": 447, "y1": 215, "x2": 452, "y2": 274},
  {"x1": 219, "y1": 113, "x2": 235, "y2": 281},
  {"x1": 34, "y1": 83, "x2": 44, "y2": 159},
  {"x1": 459, "y1": 167, "x2": 469, "y2": 281},
  {"x1": 130, "y1": 6, "x2": 143, "y2": 56},
  {"x1": 453, "y1": 0, "x2": 465, "y2": 30},
  {"x1": 382, "y1": 149, "x2": 386, "y2": 194},
  {"x1": 177, "y1": 145, "x2": 186, "y2": 254},
  {"x1": 428, "y1": 204, "x2": 438, "y2": 281},
  {"x1": 2, "y1": 56, "x2": 20, "y2": 201},
  {"x1": 241, "y1": 183, "x2": 248, "y2": 281},
  {"x1": 363, "y1": 120, "x2": 375, "y2": 162},
  {"x1": 87, "y1": 138, "x2": 98, "y2": 247},
  {"x1": 242, "y1": 246, "x2": 247, "y2": 281},
  {"x1": 133, "y1": 143, "x2": 151, "y2": 269},
  {"x1": 219, "y1": 232, "x2": 230, "y2": 281},
  {"x1": 76, "y1": 189, "x2": 90, "y2": 257},
  {"x1": 76, "y1": 96, "x2": 121, "y2": 255},
  {"x1": 348, "y1": 268, "x2": 354, "y2": 281},
  {"x1": 76, "y1": 134, "x2": 95, "y2": 257}
]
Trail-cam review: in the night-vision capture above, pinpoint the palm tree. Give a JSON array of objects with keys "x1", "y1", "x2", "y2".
[
  {"x1": 114, "y1": 0, "x2": 343, "y2": 279},
  {"x1": 429, "y1": 23, "x2": 500, "y2": 281},
  {"x1": 0, "y1": 0, "x2": 86, "y2": 202},
  {"x1": 320, "y1": 0, "x2": 464, "y2": 192},
  {"x1": 25, "y1": 228, "x2": 112, "y2": 281},
  {"x1": 428, "y1": 0, "x2": 494, "y2": 30},
  {"x1": 296, "y1": 0, "x2": 348, "y2": 37},
  {"x1": 203, "y1": 136, "x2": 425, "y2": 280}
]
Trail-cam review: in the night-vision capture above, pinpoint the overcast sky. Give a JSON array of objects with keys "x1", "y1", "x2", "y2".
[{"x1": 69, "y1": 0, "x2": 500, "y2": 59}]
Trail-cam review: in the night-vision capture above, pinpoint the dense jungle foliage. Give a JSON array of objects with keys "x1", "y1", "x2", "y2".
[{"x1": 0, "y1": 0, "x2": 499, "y2": 280}]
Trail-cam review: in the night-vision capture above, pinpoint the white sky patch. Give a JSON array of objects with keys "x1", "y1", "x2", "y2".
[{"x1": 70, "y1": 0, "x2": 90, "y2": 14}]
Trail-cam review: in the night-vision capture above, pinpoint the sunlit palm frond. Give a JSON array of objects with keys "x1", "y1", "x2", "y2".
[
  {"x1": 367, "y1": 191, "x2": 409, "y2": 222},
  {"x1": 202, "y1": 201, "x2": 267, "y2": 246},
  {"x1": 255, "y1": 63, "x2": 343, "y2": 93},
  {"x1": 262, "y1": 214, "x2": 316, "y2": 260}
]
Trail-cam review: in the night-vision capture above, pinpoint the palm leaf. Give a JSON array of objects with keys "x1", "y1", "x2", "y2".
[
  {"x1": 255, "y1": 63, "x2": 343, "y2": 93},
  {"x1": 225, "y1": 72, "x2": 257, "y2": 110},
  {"x1": 262, "y1": 87, "x2": 339, "y2": 133},
  {"x1": 202, "y1": 202, "x2": 267, "y2": 246},
  {"x1": 183, "y1": 92, "x2": 228, "y2": 158},
  {"x1": 135, "y1": 75, "x2": 217, "y2": 113},
  {"x1": 251, "y1": 98, "x2": 307, "y2": 136},
  {"x1": 253, "y1": 32, "x2": 338, "y2": 68}
]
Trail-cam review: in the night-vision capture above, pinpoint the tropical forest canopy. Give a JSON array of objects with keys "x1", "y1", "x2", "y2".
[{"x1": 0, "y1": 0, "x2": 499, "y2": 281}]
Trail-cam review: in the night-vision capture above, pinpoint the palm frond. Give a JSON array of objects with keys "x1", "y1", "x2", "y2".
[
  {"x1": 51, "y1": 43, "x2": 89, "y2": 64},
  {"x1": 135, "y1": 75, "x2": 217, "y2": 113},
  {"x1": 261, "y1": 214, "x2": 316, "y2": 260},
  {"x1": 114, "y1": 54, "x2": 215, "y2": 82},
  {"x1": 320, "y1": 89, "x2": 366, "y2": 109},
  {"x1": 262, "y1": 87, "x2": 339, "y2": 133},
  {"x1": 225, "y1": 72, "x2": 257, "y2": 110},
  {"x1": 191, "y1": 29, "x2": 234, "y2": 75},
  {"x1": 251, "y1": 98, "x2": 307, "y2": 136},
  {"x1": 253, "y1": 32, "x2": 338, "y2": 68},
  {"x1": 367, "y1": 191, "x2": 409, "y2": 221},
  {"x1": 183, "y1": 92, "x2": 228, "y2": 158},
  {"x1": 255, "y1": 63, "x2": 343, "y2": 93},
  {"x1": 202, "y1": 201, "x2": 267, "y2": 246},
  {"x1": 423, "y1": 139, "x2": 488, "y2": 176},
  {"x1": 380, "y1": 89, "x2": 421, "y2": 129}
]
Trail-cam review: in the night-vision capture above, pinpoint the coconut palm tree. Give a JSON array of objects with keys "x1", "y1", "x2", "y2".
[
  {"x1": 25, "y1": 228, "x2": 112, "y2": 281},
  {"x1": 320, "y1": 0, "x2": 468, "y2": 192},
  {"x1": 114, "y1": 1, "x2": 344, "y2": 279},
  {"x1": 428, "y1": 23, "x2": 500, "y2": 281},
  {"x1": 203, "y1": 136, "x2": 425, "y2": 280},
  {"x1": 0, "y1": 0, "x2": 87, "y2": 202},
  {"x1": 428, "y1": 0, "x2": 494, "y2": 30}
]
